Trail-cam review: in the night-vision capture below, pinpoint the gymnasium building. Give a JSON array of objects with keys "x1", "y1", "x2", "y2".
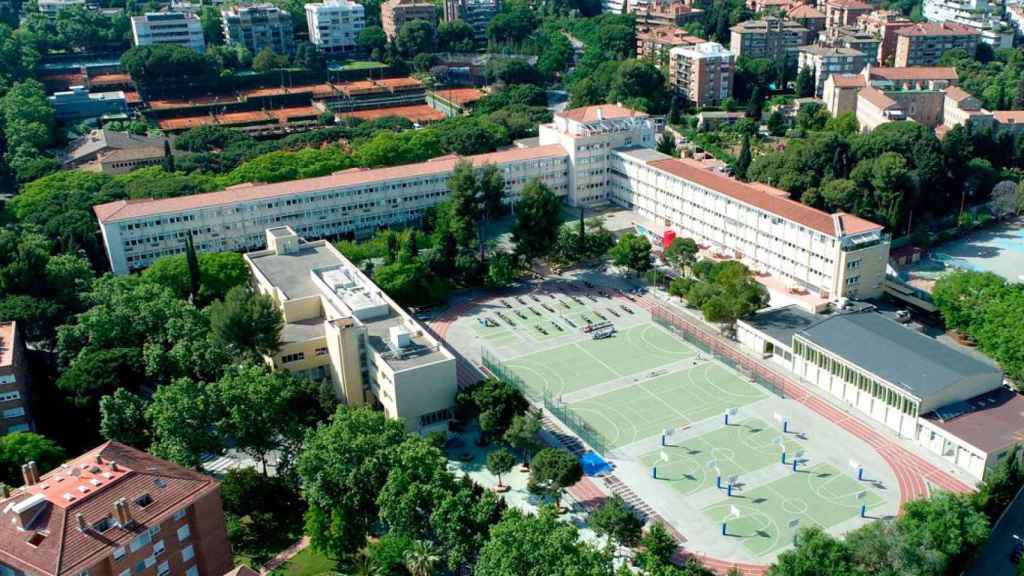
[{"x1": 737, "y1": 304, "x2": 1021, "y2": 481}]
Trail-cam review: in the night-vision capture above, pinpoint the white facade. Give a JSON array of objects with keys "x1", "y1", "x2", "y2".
[
  {"x1": 37, "y1": 0, "x2": 84, "y2": 16},
  {"x1": 131, "y1": 12, "x2": 207, "y2": 53},
  {"x1": 602, "y1": 0, "x2": 626, "y2": 14},
  {"x1": 305, "y1": 0, "x2": 365, "y2": 55},
  {"x1": 922, "y1": 0, "x2": 1013, "y2": 46}
]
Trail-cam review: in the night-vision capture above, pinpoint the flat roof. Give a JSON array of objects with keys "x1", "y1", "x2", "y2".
[
  {"x1": 740, "y1": 305, "x2": 819, "y2": 346},
  {"x1": 923, "y1": 387, "x2": 1024, "y2": 454},
  {"x1": 364, "y1": 313, "x2": 448, "y2": 370},
  {"x1": 248, "y1": 242, "x2": 342, "y2": 300},
  {"x1": 797, "y1": 311, "x2": 1002, "y2": 399},
  {"x1": 282, "y1": 317, "x2": 325, "y2": 343}
]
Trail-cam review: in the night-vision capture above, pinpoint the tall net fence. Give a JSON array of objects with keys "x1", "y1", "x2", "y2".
[
  {"x1": 481, "y1": 345, "x2": 612, "y2": 457},
  {"x1": 650, "y1": 304, "x2": 789, "y2": 399}
]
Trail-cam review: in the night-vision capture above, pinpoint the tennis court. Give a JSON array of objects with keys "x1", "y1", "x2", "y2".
[
  {"x1": 702, "y1": 463, "x2": 885, "y2": 557},
  {"x1": 637, "y1": 417, "x2": 800, "y2": 495},
  {"x1": 502, "y1": 323, "x2": 695, "y2": 399}
]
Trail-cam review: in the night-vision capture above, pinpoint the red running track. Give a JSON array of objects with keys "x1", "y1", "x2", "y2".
[{"x1": 427, "y1": 289, "x2": 974, "y2": 576}]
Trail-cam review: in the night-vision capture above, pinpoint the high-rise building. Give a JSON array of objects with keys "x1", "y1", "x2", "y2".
[
  {"x1": 222, "y1": 4, "x2": 295, "y2": 55},
  {"x1": 131, "y1": 12, "x2": 207, "y2": 53},
  {"x1": 0, "y1": 442, "x2": 233, "y2": 576},
  {"x1": 380, "y1": 0, "x2": 436, "y2": 40},
  {"x1": 635, "y1": 25, "x2": 704, "y2": 65},
  {"x1": 669, "y1": 42, "x2": 735, "y2": 108},
  {"x1": 922, "y1": 0, "x2": 1013, "y2": 48},
  {"x1": 729, "y1": 18, "x2": 811, "y2": 68},
  {"x1": 443, "y1": 0, "x2": 501, "y2": 46},
  {"x1": 894, "y1": 22, "x2": 979, "y2": 67},
  {"x1": 823, "y1": 0, "x2": 873, "y2": 31},
  {"x1": 797, "y1": 45, "x2": 868, "y2": 97},
  {"x1": 0, "y1": 322, "x2": 31, "y2": 435},
  {"x1": 305, "y1": 0, "x2": 364, "y2": 55}
]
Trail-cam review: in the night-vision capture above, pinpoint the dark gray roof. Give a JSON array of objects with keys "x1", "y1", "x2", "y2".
[
  {"x1": 65, "y1": 129, "x2": 171, "y2": 164},
  {"x1": 741, "y1": 305, "x2": 819, "y2": 346},
  {"x1": 797, "y1": 311, "x2": 1001, "y2": 399}
]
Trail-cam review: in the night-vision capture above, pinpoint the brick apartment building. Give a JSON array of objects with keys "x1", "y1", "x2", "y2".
[
  {"x1": 730, "y1": 18, "x2": 811, "y2": 68},
  {"x1": 894, "y1": 22, "x2": 979, "y2": 67},
  {"x1": 669, "y1": 42, "x2": 735, "y2": 108},
  {"x1": 0, "y1": 442, "x2": 232, "y2": 576},
  {"x1": 0, "y1": 322, "x2": 32, "y2": 435},
  {"x1": 380, "y1": 0, "x2": 436, "y2": 40}
]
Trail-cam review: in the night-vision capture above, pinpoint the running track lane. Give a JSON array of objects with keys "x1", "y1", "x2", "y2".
[{"x1": 427, "y1": 289, "x2": 973, "y2": 576}]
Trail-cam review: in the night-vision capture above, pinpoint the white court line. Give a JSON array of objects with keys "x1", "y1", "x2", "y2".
[{"x1": 574, "y1": 341, "x2": 625, "y2": 378}]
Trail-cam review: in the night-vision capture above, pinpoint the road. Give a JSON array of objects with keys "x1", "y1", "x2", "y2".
[{"x1": 967, "y1": 485, "x2": 1024, "y2": 576}]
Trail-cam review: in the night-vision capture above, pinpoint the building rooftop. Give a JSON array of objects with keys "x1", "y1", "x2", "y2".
[
  {"x1": 798, "y1": 45, "x2": 865, "y2": 57},
  {"x1": 363, "y1": 312, "x2": 448, "y2": 370},
  {"x1": 797, "y1": 310, "x2": 1002, "y2": 399},
  {"x1": 0, "y1": 442, "x2": 218, "y2": 576},
  {"x1": 825, "y1": 0, "x2": 872, "y2": 9},
  {"x1": 740, "y1": 304, "x2": 819, "y2": 345},
  {"x1": 868, "y1": 66, "x2": 958, "y2": 82},
  {"x1": 337, "y1": 104, "x2": 446, "y2": 123},
  {"x1": 93, "y1": 144, "x2": 567, "y2": 223},
  {"x1": 248, "y1": 242, "x2": 343, "y2": 300},
  {"x1": 859, "y1": 86, "x2": 899, "y2": 110},
  {"x1": 556, "y1": 104, "x2": 648, "y2": 123},
  {"x1": 896, "y1": 21, "x2": 979, "y2": 36},
  {"x1": 993, "y1": 110, "x2": 1024, "y2": 124},
  {"x1": 787, "y1": 4, "x2": 825, "y2": 17},
  {"x1": 922, "y1": 387, "x2": 1024, "y2": 454},
  {"x1": 731, "y1": 17, "x2": 809, "y2": 32},
  {"x1": 671, "y1": 41, "x2": 733, "y2": 58},
  {"x1": 0, "y1": 321, "x2": 14, "y2": 368}
]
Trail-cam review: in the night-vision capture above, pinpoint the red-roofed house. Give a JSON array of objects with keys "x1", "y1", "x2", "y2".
[{"x1": 0, "y1": 442, "x2": 232, "y2": 576}]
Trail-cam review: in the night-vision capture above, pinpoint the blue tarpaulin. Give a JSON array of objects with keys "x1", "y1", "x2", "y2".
[{"x1": 581, "y1": 451, "x2": 612, "y2": 477}]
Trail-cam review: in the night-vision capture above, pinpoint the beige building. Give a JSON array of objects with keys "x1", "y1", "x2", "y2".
[
  {"x1": 894, "y1": 22, "x2": 978, "y2": 67},
  {"x1": 635, "y1": 25, "x2": 703, "y2": 64},
  {"x1": 786, "y1": 4, "x2": 826, "y2": 39},
  {"x1": 823, "y1": 0, "x2": 873, "y2": 31},
  {"x1": 245, "y1": 226, "x2": 458, "y2": 431},
  {"x1": 668, "y1": 42, "x2": 735, "y2": 109},
  {"x1": 729, "y1": 18, "x2": 811, "y2": 68},
  {"x1": 380, "y1": 0, "x2": 436, "y2": 40},
  {"x1": 797, "y1": 45, "x2": 868, "y2": 97},
  {"x1": 0, "y1": 322, "x2": 32, "y2": 435}
]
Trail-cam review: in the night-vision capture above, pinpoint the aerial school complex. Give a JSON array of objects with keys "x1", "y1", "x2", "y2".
[{"x1": 94, "y1": 104, "x2": 1023, "y2": 566}]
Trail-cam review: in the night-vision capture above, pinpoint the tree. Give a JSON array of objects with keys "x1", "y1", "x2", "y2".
[
  {"x1": 610, "y1": 233, "x2": 652, "y2": 276},
  {"x1": 252, "y1": 48, "x2": 285, "y2": 72},
  {"x1": 430, "y1": 479, "x2": 505, "y2": 571},
  {"x1": 487, "y1": 251, "x2": 518, "y2": 288},
  {"x1": 487, "y1": 448, "x2": 516, "y2": 488},
  {"x1": 657, "y1": 132, "x2": 677, "y2": 156},
  {"x1": 590, "y1": 495, "x2": 643, "y2": 550},
  {"x1": 185, "y1": 231, "x2": 199, "y2": 301},
  {"x1": 142, "y1": 251, "x2": 249, "y2": 304},
  {"x1": 637, "y1": 521, "x2": 677, "y2": 569},
  {"x1": 206, "y1": 285, "x2": 283, "y2": 358},
  {"x1": 664, "y1": 237, "x2": 698, "y2": 274},
  {"x1": 768, "y1": 527, "x2": 853, "y2": 576},
  {"x1": 746, "y1": 85, "x2": 765, "y2": 119},
  {"x1": 0, "y1": 433, "x2": 66, "y2": 487},
  {"x1": 437, "y1": 20, "x2": 475, "y2": 52},
  {"x1": 99, "y1": 389, "x2": 149, "y2": 448},
  {"x1": 609, "y1": 60, "x2": 671, "y2": 113},
  {"x1": 297, "y1": 407, "x2": 410, "y2": 559},
  {"x1": 767, "y1": 110, "x2": 787, "y2": 137},
  {"x1": 991, "y1": 180, "x2": 1023, "y2": 218},
  {"x1": 478, "y1": 162, "x2": 506, "y2": 218},
  {"x1": 503, "y1": 412, "x2": 542, "y2": 465},
  {"x1": 146, "y1": 377, "x2": 222, "y2": 469},
  {"x1": 357, "y1": 26, "x2": 387, "y2": 58},
  {"x1": 512, "y1": 179, "x2": 563, "y2": 261},
  {"x1": 795, "y1": 66, "x2": 814, "y2": 98},
  {"x1": 396, "y1": 19, "x2": 435, "y2": 57},
  {"x1": 475, "y1": 508, "x2": 612, "y2": 576},
  {"x1": 458, "y1": 378, "x2": 529, "y2": 441},
  {"x1": 404, "y1": 540, "x2": 441, "y2": 576},
  {"x1": 528, "y1": 447, "x2": 582, "y2": 508},
  {"x1": 735, "y1": 134, "x2": 752, "y2": 181}
]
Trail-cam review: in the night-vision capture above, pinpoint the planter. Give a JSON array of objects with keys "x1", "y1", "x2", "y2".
[{"x1": 492, "y1": 484, "x2": 511, "y2": 493}]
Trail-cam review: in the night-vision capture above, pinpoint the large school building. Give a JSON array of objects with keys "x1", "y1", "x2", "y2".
[{"x1": 94, "y1": 103, "x2": 886, "y2": 311}]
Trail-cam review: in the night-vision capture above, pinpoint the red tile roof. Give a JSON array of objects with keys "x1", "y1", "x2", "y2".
[
  {"x1": 868, "y1": 66, "x2": 958, "y2": 81},
  {"x1": 838, "y1": 212, "x2": 883, "y2": 234},
  {"x1": 337, "y1": 104, "x2": 445, "y2": 123},
  {"x1": 556, "y1": 104, "x2": 649, "y2": 123},
  {"x1": 94, "y1": 144, "x2": 568, "y2": 223},
  {"x1": 859, "y1": 86, "x2": 899, "y2": 110},
  {"x1": 993, "y1": 110, "x2": 1024, "y2": 124},
  {"x1": 923, "y1": 388, "x2": 1024, "y2": 454},
  {"x1": 431, "y1": 87, "x2": 486, "y2": 106},
  {"x1": 826, "y1": 0, "x2": 872, "y2": 9},
  {"x1": 646, "y1": 158, "x2": 882, "y2": 236},
  {"x1": 0, "y1": 442, "x2": 219, "y2": 576},
  {"x1": 831, "y1": 73, "x2": 867, "y2": 88},
  {"x1": 896, "y1": 21, "x2": 979, "y2": 36},
  {"x1": 787, "y1": 4, "x2": 825, "y2": 18},
  {"x1": 268, "y1": 106, "x2": 322, "y2": 122},
  {"x1": 0, "y1": 322, "x2": 14, "y2": 367},
  {"x1": 943, "y1": 85, "x2": 974, "y2": 103}
]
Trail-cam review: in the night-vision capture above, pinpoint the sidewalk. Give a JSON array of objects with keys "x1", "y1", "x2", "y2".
[{"x1": 261, "y1": 536, "x2": 310, "y2": 574}]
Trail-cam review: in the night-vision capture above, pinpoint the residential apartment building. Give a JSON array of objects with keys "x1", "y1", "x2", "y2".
[
  {"x1": 797, "y1": 45, "x2": 867, "y2": 97},
  {"x1": 635, "y1": 25, "x2": 703, "y2": 64},
  {"x1": 131, "y1": 12, "x2": 207, "y2": 53},
  {"x1": 630, "y1": 0, "x2": 704, "y2": 27},
  {"x1": 94, "y1": 103, "x2": 880, "y2": 312},
  {"x1": 858, "y1": 10, "x2": 913, "y2": 65},
  {"x1": 0, "y1": 322, "x2": 31, "y2": 435},
  {"x1": 729, "y1": 18, "x2": 811, "y2": 68},
  {"x1": 380, "y1": 0, "x2": 436, "y2": 40},
  {"x1": 826, "y1": 26, "x2": 880, "y2": 64},
  {"x1": 786, "y1": 4, "x2": 826, "y2": 40},
  {"x1": 443, "y1": 0, "x2": 501, "y2": 45},
  {"x1": 823, "y1": 66, "x2": 968, "y2": 132},
  {"x1": 894, "y1": 22, "x2": 979, "y2": 67},
  {"x1": 305, "y1": 0, "x2": 364, "y2": 55},
  {"x1": 246, "y1": 226, "x2": 458, "y2": 431},
  {"x1": 0, "y1": 442, "x2": 233, "y2": 576},
  {"x1": 823, "y1": 0, "x2": 872, "y2": 31},
  {"x1": 922, "y1": 0, "x2": 1013, "y2": 47},
  {"x1": 668, "y1": 42, "x2": 735, "y2": 108},
  {"x1": 222, "y1": 4, "x2": 294, "y2": 55},
  {"x1": 610, "y1": 148, "x2": 888, "y2": 307}
]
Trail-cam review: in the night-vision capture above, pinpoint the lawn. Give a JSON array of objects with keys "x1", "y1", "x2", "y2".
[
  {"x1": 341, "y1": 60, "x2": 387, "y2": 70},
  {"x1": 270, "y1": 547, "x2": 336, "y2": 576}
]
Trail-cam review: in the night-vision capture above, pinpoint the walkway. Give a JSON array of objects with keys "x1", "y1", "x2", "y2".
[{"x1": 426, "y1": 282, "x2": 973, "y2": 576}]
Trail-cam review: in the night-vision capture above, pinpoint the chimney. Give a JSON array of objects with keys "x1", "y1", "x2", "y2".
[
  {"x1": 21, "y1": 464, "x2": 33, "y2": 487},
  {"x1": 114, "y1": 498, "x2": 132, "y2": 527},
  {"x1": 1, "y1": 484, "x2": 10, "y2": 498},
  {"x1": 28, "y1": 461, "x2": 38, "y2": 484},
  {"x1": 76, "y1": 513, "x2": 88, "y2": 532},
  {"x1": 596, "y1": 107, "x2": 603, "y2": 121},
  {"x1": 110, "y1": 461, "x2": 118, "y2": 472},
  {"x1": 95, "y1": 454, "x2": 103, "y2": 465}
]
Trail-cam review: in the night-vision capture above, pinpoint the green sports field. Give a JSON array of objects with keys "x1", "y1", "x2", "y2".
[{"x1": 702, "y1": 463, "x2": 885, "y2": 557}]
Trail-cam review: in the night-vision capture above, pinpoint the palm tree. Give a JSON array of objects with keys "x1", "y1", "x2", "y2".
[{"x1": 403, "y1": 540, "x2": 440, "y2": 576}]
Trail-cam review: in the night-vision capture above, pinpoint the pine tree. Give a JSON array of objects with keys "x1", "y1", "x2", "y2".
[
  {"x1": 795, "y1": 66, "x2": 814, "y2": 98},
  {"x1": 185, "y1": 230, "x2": 200, "y2": 303},
  {"x1": 657, "y1": 132, "x2": 677, "y2": 157},
  {"x1": 576, "y1": 206, "x2": 585, "y2": 254},
  {"x1": 162, "y1": 140, "x2": 175, "y2": 173},
  {"x1": 668, "y1": 95, "x2": 680, "y2": 125},
  {"x1": 735, "y1": 135, "x2": 752, "y2": 182},
  {"x1": 746, "y1": 85, "x2": 765, "y2": 120}
]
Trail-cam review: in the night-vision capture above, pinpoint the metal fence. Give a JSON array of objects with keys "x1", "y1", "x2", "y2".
[
  {"x1": 650, "y1": 304, "x2": 788, "y2": 399},
  {"x1": 481, "y1": 345, "x2": 612, "y2": 457}
]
